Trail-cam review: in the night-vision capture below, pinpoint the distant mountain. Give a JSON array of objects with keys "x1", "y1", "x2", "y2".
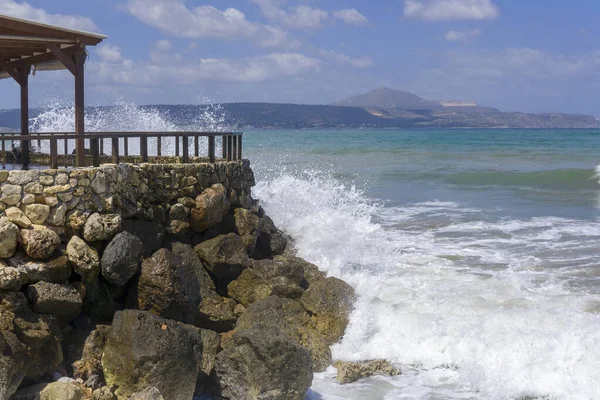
[{"x1": 333, "y1": 87, "x2": 443, "y2": 109}]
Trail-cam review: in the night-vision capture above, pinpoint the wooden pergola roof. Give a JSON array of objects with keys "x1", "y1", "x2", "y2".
[
  {"x1": 0, "y1": 14, "x2": 106, "y2": 82},
  {"x1": 0, "y1": 13, "x2": 106, "y2": 168}
]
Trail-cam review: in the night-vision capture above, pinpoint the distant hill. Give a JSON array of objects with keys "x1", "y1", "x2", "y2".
[{"x1": 333, "y1": 87, "x2": 443, "y2": 109}]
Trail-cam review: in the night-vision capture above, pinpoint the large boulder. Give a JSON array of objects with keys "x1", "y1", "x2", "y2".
[
  {"x1": 83, "y1": 213, "x2": 121, "y2": 242},
  {"x1": 300, "y1": 277, "x2": 355, "y2": 345},
  {"x1": 0, "y1": 330, "x2": 27, "y2": 400},
  {"x1": 137, "y1": 249, "x2": 200, "y2": 324},
  {"x1": 40, "y1": 382, "x2": 84, "y2": 400},
  {"x1": 5, "y1": 207, "x2": 31, "y2": 229},
  {"x1": 19, "y1": 227, "x2": 61, "y2": 260},
  {"x1": 7, "y1": 254, "x2": 71, "y2": 284},
  {"x1": 252, "y1": 216, "x2": 288, "y2": 259},
  {"x1": 214, "y1": 328, "x2": 312, "y2": 400},
  {"x1": 235, "y1": 296, "x2": 332, "y2": 372},
  {"x1": 274, "y1": 256, "x2": 326, "y2": 285},
  {"x1": 101, "y1": 310, "x2": 200, "y2": 400},
  {"x1": 194, "y1": 233, "x2": 250, "y2": 280},
  {"x1": 233, "y1": 208, "x2": 260, "y2": 254},
  {"x1": 177, "y1": 324, "x2": 220, "y2": 395},
  {"x1": 26, "y1": 282, "x2": 82, "y2": 324},
  {"x1": 0, "y1": 217, "x2": 19, "y2": 259},
  {"x1": 66, "y1": 236, "x2": 100, "y2": 284},
  {"x1": 24, "y1": 204, "x2": 50, "y2": 226},
  {"x1": 334, "y1": 360, "x2": 400, "y2": 384},
  {"x1": 122, "y1": 219, "x2": 165, "y2": 257},
  {"x1": 101, "y1": 232, "x2": 143, "y2": 286},
  {"x1": 190, "y1": 184, "x2": 230, "y2": 233},
  {"x1": 227, "y1": 269, "x2": 273, "y2": 307},
  {"x1": 129, "y1": 388, "x2": 164, "y2": 400}
]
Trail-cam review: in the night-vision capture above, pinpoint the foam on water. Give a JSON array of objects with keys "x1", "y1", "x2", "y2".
[{"x1": 254, "y1": 169, "x2": 600, "y2": 400}]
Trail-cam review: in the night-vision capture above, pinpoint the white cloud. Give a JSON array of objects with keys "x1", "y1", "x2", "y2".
[
  {"x1": 404, "y1": 0, "x2": 499, "y2": 21},
  {"x1": 332, "y1": 9, "x2": 369, "y2": 26},
  {"x1": 95, "y1": 44, "x2": 122, "y2": 63},
  {"x1": 0, "y1": 0, "x2": 100, "y2": 31},
  {"x1": 87, "y1": 52, "x2": 321, "y2": 85},
  {"x1": 155, "y1": 40, "x2": 172, "y2": 51},
  {"x1": 319, "y1": 49, "x2": 373, "y2": 68},
  {"x1": 123, "y1": 0, "x2": 296, "y2": 48},
  {"x1": 445, "y1": 29, "x2": 481, "y2": 43},
  {"x1": 251, "y1": 0, "x2": 329, "y2": 29}
]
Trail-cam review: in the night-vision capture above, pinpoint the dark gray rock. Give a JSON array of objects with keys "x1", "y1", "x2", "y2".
[
  {"x1": 7, "y1": 253, "x2": 71, "y2": 284},
  {"x1": 194, "y1": 233, "x2": 250, "y2": 280},
  {"x1": 101, "y1": 310, "x2": 199, "y2": 400},
  {"x1": 215, "y1": 328, "x2": 312, "y2": 400},
  {"x1": 0, "y1": 330, "x2": 27, "y2": 400},
  {"x1": 137, "y1": 249, "x2": 201, "y2": 324},
  {"x1": 122, "y1": 219, "x2": 165, "y2": 257},
  {"x1": 252, "y1": 216, "x2": 288, "y2": 259},
  {"x1": 27, "y1": 282, "x2": 82, "y2": 324},
  {"x1": 101, "y1": 232, "x2": 143, "y2": 286},
  {"x1": 129, "y1": 387, "x2": 164, "y2": 400}
]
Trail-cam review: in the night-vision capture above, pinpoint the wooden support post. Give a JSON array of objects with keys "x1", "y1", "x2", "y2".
[
  {"x1": 208, "y1": 136, "x2": 215, "y2": 163},
  {"x1": 112, "y1": 137, "x2": 119, "y2": 164},
  {"x1": 1, "y1": 133, "x2": 4, "y2": 152},
  {"x1": 157, "y1": 136, "x2": 162, "y2": 157},
  {"x1": 50, "y1": 137, "x2": 58, "y2": 169},
  {"x1": 63, "y1": 138, "x2": 68, "y2": 157},
  {"x1": 100, "y1": 138, "x2": 104, "y2": 156},
  {"x1": 232, "y1": 135, "x2": 238, "y2": 161},
  {"x1": 91, "y1": 138, "x2": 100, "y2": 167},
  {"x1": 19, "y1": 67, "x2": 30, "y2": 169},
  {"x1": 222, "y1": 136, "x2": 227, "y2": 159},
  {"x1": 194, "y1": 136, "x2": 199, "y2": 157},
  {"x1": 124, "y1": 138, "x2": 129, "y2": 156},
  {"x1": 74, "y1": 51, "x2": 86, "y2": 166},
  {"x1": 238, "y1": 135, "x2": 243, "y2": 160},
  {"x1": 175, "y1": 136, "x2": 180, "y2": 157},
  {"x1": 182, "y1": 136, "x2": 189, "y2": 163},
  {"x1": 227, "y1": 135, "x2": 233, "y2": 161},
  {"x1": 140, "y1": 136, "x2": 148, "y2": 162}
]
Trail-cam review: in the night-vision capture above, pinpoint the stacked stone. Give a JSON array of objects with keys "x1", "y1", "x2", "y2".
[{"x1": 0, "y1": 162, "x2": 355, "y2": 400}]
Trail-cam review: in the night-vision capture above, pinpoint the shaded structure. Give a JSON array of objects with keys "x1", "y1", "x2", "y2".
[{"x1": 0, "y1": 13, "x2": 105, "y2": 167}]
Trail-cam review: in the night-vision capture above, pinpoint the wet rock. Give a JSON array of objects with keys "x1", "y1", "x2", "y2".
[
  {"x1": 194, "y1": 233, "x2": 250, "y2": 280},
  {"x1": 5, "y1": 207, "x2": 31, "y2": 228},
  {"x1": 300, "y1": 277, "x2": 355, "y2": 345},
  {"x1": 100, "y1": 232, "x2": 143, "y2": 286},
  {"x1": 235, "y1": 296, "x2": 332, "y2": 372},
  {"x1": 122, "y1": 219, "x2": 165, "y2": 257},
  {"x1": 334, "y1": 360, "x2": 400, "y2": 384},
  {"x1": 0, "y1": 330, "x2": 27, "y2": 400},
  {"x1": 233, "y1": 208, "x2": 260, "y2": 254},
  {"x1": 27, "y1": 282, "x2": 82, "y2": 323},
  {"x1": 19, "y1": 227, "x2": 61, "y2": 260},
  {"x1": 8, "y1": 254, "x2": 71, "y2": 284},
  {"x1": 137, "y1": 249, "x2": 200, "y2": 324},
  {"x1": 215, "y1": 328, "x2": 312, "y2": 400},
  {"x1": 227, "y1": 269, "x2": 272, "y2": 307},
  {"x1": 81, "y1": 280, "x2": 123, "y2": 323},
  {"x1": 129, "y1": 387, "x2": 164, "y2": 400},
  {"x1": 0, "y1": 217, "x2": 19, "y2": 259},
  {"x1": 190, "y1": 184, "x2": 230, "y2": 233},
  {"x1": 196, "y1": 295, "x2": 238, "y2": 333},
  {"x1": 0, "y1": 264, "x2": 26, "y2": 291},
  {"x1": 83, "y1": 213, "x2": 121, "y2": 242},
  {"x1": 24, "y1": 204, "x2": 51, "y2": 225},
  {"x1": 252, "y1": 215, "x2": 288, "y2": 259},
  {"x1": 101, "y1": 310, "x2": 199, "y2": 400},
  {"x1": 275, "y1": 256, "x2": 326, "y2": 285},
  {"x1": 67, "y1": 236, "x2": 100, "y2": 284}
]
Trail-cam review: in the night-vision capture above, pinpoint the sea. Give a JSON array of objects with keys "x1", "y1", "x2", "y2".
[{"x1": 2, "y1": 104, "x2": 600, "y2": 400}]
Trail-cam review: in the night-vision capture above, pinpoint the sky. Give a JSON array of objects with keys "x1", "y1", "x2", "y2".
[{"x1": 0, "y1": 0, "x2": 599, "y2": 116}]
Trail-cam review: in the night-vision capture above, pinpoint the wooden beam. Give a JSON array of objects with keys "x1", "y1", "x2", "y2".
[
  {"x1": 74, "y1": 51, "x2": 85, "y2": 166},
  {"x1": 8, "y1": 44, "x2": 76, "y2": 69},
  {"x1": 0, "y1": 58, "x2": 23, "y2": 84},
  {"x1": 0, "y1": 16, "x2": 105, "y2": 45},
  {"x1": 47, "y1": 43, "x2": 76, "y2": 76},
  {"x1": 0, "y1": 35, "x2": 76, "y2": 44}
]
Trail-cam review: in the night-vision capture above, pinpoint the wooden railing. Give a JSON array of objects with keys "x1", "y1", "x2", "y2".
[{"x1": 0, "y1": 131, "x2": 243, "y2": 169}]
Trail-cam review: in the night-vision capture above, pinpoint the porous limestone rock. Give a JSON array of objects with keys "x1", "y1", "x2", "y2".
[
  {"x1": 83, "y1": 213, "x2": 121, "y2": 242},
  {"x1": 27, "y1": 282, "x2": 82, "y2": 323},
  {"x1": 101, "y1": 310, "x2": 200, "y2": 400},
  {"x1": 8, "y1": 255, "x2": 71, "y2": 284},
  {"x1": 190, "y1": 183, "x2": 230, "y2": 233},
  {"x1": 300, "y1": 277, "x2": 355, "y2": 345},
  {"x1": 334, "y1": 360, "x2": 400, "y2": 384},
  {"x1": 0, "y1": 184, "x2": 21, "y2": 205},
  {"x1": 233, "y1": 207, "x2": 260, "y2": 254},
  {"x1": 227, "y1": 269, "x2": 273, "y2": 307},
  {"x1": 0, "y1": 265, "x2": 26, "y2": 291},
  {"x1": 0, "y1": 217, "x2": 18, "y2": 259},
  {"x1": 194, "y1": 233, "x2": 250, "y2": 280},
  {"x1": 47, "y1": 203, "x2": 67, "y2": 226},
  {"x1": 100, "y1": 232, "x2": 143, "y2": 286},
  {"x1": 5, "y1": 207, "x2": 31, "y2": 228},
  {"x1": 92, "y1": 386, "x2": 116, "y2": 400},
  {"x1": 275, "y1": 256, "x2": 326, "y2": 285},
  {"x1": 129, "y1": 387, "x2": 164, "y2": 400},
  {"x1": 19, "y1": 227, "x2": 61, "y2": 260},
  {"x1": 39, "y1": 382, "x2": 84, "y2": 400},
  {"x1": 214, "y1": 328, "x2": 312, "y2": 400},
  {"x1": 66, "y1": 236, "x2": 100, "y2": 284},
  {"x1": 137, "y1": 249, "x2": 200, "y2": 324}
]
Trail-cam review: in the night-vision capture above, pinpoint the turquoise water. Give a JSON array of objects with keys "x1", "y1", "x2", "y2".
[{"x1": 245, "y1": 129, "x2": 600, "y2": 400}]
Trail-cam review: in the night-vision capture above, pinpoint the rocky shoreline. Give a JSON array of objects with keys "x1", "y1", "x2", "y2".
[{"x1": 0, "y1": 161, "x2": 357, "y2": 400}]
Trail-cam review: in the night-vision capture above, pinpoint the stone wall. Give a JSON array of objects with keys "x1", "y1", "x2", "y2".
[{"x1": 0, "y1": 161, "x2": 355, "y2": 400}]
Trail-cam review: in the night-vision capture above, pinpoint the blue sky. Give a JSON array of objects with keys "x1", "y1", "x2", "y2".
[{"x1": 0, "y1": 0, "x2": 599, "y2": 116}]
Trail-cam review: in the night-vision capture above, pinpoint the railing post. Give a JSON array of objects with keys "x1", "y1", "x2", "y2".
[
  {"x1": 194, "y1": 136, "x2": 199, "y2": 157},
  {"x1": 182, "y1": 135, "x2": 189, "y2": 163},
  {"x1": 50, "y1": 137, "x2": 58, "y2": 169},
  {"x1": 227, "y1": 135, "x2": 233, "y2": 161},
  {"x1": 124, "y1": 137, "x2": 129, "y2": 156},
  {"x1": 232, "y1": 135, "x2": 238, "y2": 161},
  {"x1": 91, "y1": 137, "x2": 100, "y2": 167},
  {"x1": 63, "y1": 138, "x2": 68, "y2": 158},
  {"x1": 112, "y1": 137, "x2": 119, "y2": 164},
  {"x1": 1, "y1": 133, "x2": 4, "y2": 152},
  {"x1": 208, "y1": 135, "x2": 215, "y2": 163},
  {"x1": 100, "y1": 138, "x2": 104, "y2": 156},
  {"x1": 140, "y1": 136, "x2": 148, "y2": 162},
  {"x1": 238, "y1": 135, "x2": 242, "y2": 160},
  {"x1": 175, "y1": 136, "x2": 180, "y2": 157},
  {"x1": 157, "y1": 136, "x2": 162, "y2": 157},
  {"x1": 222, "y1": 136, "x2": 227, "y2": 159}
]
